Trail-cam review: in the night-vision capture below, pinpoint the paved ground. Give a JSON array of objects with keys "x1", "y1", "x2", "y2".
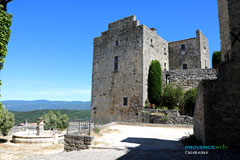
[
  {"x1": 20, "y1": 124, "x2": 194, "y2": 160},
  {"x1": 0, "y1": 137, "x2": 63, "y2": 160},
  {"x1": 4, "y1": 124, "x2": 238, "y2": 160}
]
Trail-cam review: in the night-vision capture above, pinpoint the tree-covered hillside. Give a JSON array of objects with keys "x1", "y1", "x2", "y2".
[{"x1": 11, "y1": 110, "x2": 90, "y2": 125}]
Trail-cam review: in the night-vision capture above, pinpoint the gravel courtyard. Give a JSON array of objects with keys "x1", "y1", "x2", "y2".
[{"x1": 19, "y1": 124, "x2": 193, "y2": 160}]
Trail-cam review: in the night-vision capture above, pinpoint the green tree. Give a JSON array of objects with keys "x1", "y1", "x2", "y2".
[
  {"x1": 42, "y1": 110, "x2": 69, "y2": 131},
  {"x1": 148, "y1": 60, "x2": 162, "y2": 106},
  {"x1": 212, "y1": 51, "x2": 221, "y2": 68},
  {"x1": 0, "y1": 0, "x2": 13, "y2": 11},
  {"x1": 161, "y1": 85, "x2": 183, "y2": 109},
  {"x1": 0, "y1": 103, "x2": 14, "y2": 136},
  {"x1": 182, "y1": 87, "x2": 198, "y2": 116},
  {"x1": 0, "y1": 5, "x2": 12, "y2": 70},
  {"x1": 0, "y1": 6, "x2": 13, "y2": 136}
]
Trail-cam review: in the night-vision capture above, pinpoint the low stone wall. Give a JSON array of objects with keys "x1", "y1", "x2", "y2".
[
  {"x1": 142, "y1": 109, "x2": 193, "y2": 125},
  {"x1": 64, "y1": 133, "x2": 94, "y2": 152},
  {"x1": 163, "y1": 69, "x2": 217, "y2": 90}
]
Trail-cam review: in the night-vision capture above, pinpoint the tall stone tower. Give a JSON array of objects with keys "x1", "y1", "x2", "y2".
[
  {"x1": 91, "y1": 15, "x2": 212, "y2": 122},
  {"x1": 91, "y1": 15, "x2": 168, "y2": 121},
  {"x1": 169, "y1": 30, "x2": 210, "y2": 70},
  {"x1": 194, "y1": 0, "x2": 240, "y2": 148}
]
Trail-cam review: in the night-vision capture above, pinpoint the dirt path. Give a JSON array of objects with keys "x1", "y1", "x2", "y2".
[
  {"x1": 93, "y1": 124, "x2": 193, "y2": 149},
  {"x1": 0, "y1": 136, "x2": 63, "y2": 160},
  {"x1": 0, "y1": 125, "x2": 193, "y2": 160}
]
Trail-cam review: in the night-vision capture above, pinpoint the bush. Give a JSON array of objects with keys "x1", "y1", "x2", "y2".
[
  {"x1": 180, "y1": 134, "x2": 202, "y2": 146},
  {"x1": 93, "y1": 127, "x2": 100, "y2": 134},
  {"x1": 159, "y1": 115, "x2": 169, "y2": 123},
  {"x1": 161, "y1": 106, "x2": 168, "y2": 110},
  {"x1": 148, "y1": 60, "x2": 162, "y2": 106},
  {"x1": 161, "y1": 85, "x2": 183, "y2": 109},
  {"x1": 182, "y1": 88, "x2": 198, "y2": 116},
  {"x1": 144, "y1": 99, "x2": 149, "y2": 108},
  {"x1": 0, "y1": 103, "x2": 14, "y2": 136},
  {"x1": 212, "y1": 51, "x2": 221, "y2": 68},
  {"x1": 42, "y1": 110, "x2": 69, "y2": 131}
]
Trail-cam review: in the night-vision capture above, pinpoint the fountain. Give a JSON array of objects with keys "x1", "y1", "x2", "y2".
[{"x1": 12, "y1": 118, "x2": 65, "y2": 144}]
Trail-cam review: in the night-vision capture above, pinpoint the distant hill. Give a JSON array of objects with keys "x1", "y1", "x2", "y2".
[
  {"x1": 1, "y1": 100, "x2": 91, "y2": 111},
  {"x1": 12, "y1": 110, "x2": 91, "y2": 125}
]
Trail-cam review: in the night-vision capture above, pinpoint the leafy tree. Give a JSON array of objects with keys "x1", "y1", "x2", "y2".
[
  {"x1": 212, "y1": 51, "x2": 221, "y2": 68},
  {"x1": 148, "y1": 60, "x2": 162, "y2": 106},
  {"x1": 161, "y1": 85, "x2": 183, "y2": 109},
  {"x1": 0, "y1": 5, "x2": 12, "y2": 70},
  {"x1": 0, "y1": 103, "x2": 14, "y2": 136},
  {"x1": 0, "y1": 0, "x2": 13, "y2": 11},
  {"x1": 0, "y1": 6, "x2": 13, "y2": 136},
  {"x1": 182, "y1": 87, "x2": 198, "y2": 116},
  {"x1": 42, "y1": 110, "x2": 69, "y2": 131}
]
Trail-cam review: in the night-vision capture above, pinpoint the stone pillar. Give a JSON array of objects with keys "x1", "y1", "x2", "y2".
[
  {"x1": 194, "y1": 0, "x2": 240, "y2": 148},
  {"x1": 36, "y1": 118, "x2": 44, "y2": 136}
]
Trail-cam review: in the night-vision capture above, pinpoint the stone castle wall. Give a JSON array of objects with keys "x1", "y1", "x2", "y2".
[
  {"x1": 163, "y1": 69, "x2": 217, "y2": 90},
  {"x1": 92, "y1": 15, "x2": 213, "y2": 123},
  {"x1": 197, "y1": 30, "x2": 210, "y2": 69},
  {"x1": 194, "y1": 0, "x2": 240, "y2": 148},
  {"x1": 169, "y1": 30, "x2": 209, "y2": 70},
  {"x1": 142, "y1": 26, "x2": 169, "y2": 105},
  {"x1": 91, "y1": 15, "x2": 144, "y2": 121}
]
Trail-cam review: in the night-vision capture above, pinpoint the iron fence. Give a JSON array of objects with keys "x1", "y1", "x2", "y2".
[
  {"x1": 92, "y1": 115, "x2": 117, "y2": 126},
  {"x1": 67, "y1": 118, "x2": 91, "y2": 135},
  {"x1": 67, "y1": 116, "x2": 118, "y2": 135}
]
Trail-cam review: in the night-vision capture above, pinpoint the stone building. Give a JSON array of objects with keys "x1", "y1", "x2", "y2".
[
  {"x1": 91, "y1": 15, "x2": 216, "y2": 121},
  {"x1": 194, "y1": 0, "x2": 240, "y2": 148}
]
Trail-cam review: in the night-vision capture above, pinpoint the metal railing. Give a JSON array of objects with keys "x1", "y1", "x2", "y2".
[
  {"x1": 67, "y1": 118, "x2": 91, "y2": 135},
  {"x1": 67, "y1": 116, "x2": 118, "y2": 135},
  {"x1": 93, "y1": 115, "x2": 116, "y2": 126}
]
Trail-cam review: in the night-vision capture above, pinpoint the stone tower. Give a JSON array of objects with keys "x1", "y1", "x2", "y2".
[
  {"x1": 91, "y1": 15, "x2": 168, "y2": 121},
  {"x1": 169, "y1": 30, "x2": 210, "y2": 70},
  {"x1": 91, "y1": 15, "x2": 212, "y2": 122},
  {"x1": 194, "y1": 0, "x2": 240, "y2": 148}
]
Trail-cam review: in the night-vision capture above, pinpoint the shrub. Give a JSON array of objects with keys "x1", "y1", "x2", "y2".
[
  {"x1": 93, "y1": 127, "x2": 100, "y2": 134},
  {"x1": 180, "y1": 134, "x2": 202, "y2": 146},
  {"x1": 161, "y1": 85, "x2": 183, "y2": 109},
  {"x1": 159, "y1": 115, "x2": 169, "y2": 123},
  {"x1": 174, "y1": 107, "x2": 179, "y2": 110},
  {"x1": 161, "y1": 106, "x2": 168, "y2": 110},
  {"x1": 182, "y1": 88, "x2": 198, "y2": 116},
  {"x1": 148, "y1": 60, "x2": 162, "y2": 106},
  {"x1": 0, "y1": 103, "x2": 14, "y2": 136},
  {"x1": 144, "y1": 99, "x2": 149, "y2": 108},
  {"x1": 42, "y1": 110, "x2": 69, "y2": 131},
  {"x1": 212, "y1": 51, "x2": 221, "y2": 68}
]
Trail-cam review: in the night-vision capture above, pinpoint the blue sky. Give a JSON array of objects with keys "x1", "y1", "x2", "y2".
[{"x1": 0, "y1": 0, "x2": 220, "y2": 101}]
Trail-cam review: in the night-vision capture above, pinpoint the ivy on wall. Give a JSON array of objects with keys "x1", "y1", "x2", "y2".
[
  {"x1": 0, "y1": 5, "x2": 12, "y2": 70},
  {"x1": 0, "y1": 4, "x2": 14, "y2": 136}
]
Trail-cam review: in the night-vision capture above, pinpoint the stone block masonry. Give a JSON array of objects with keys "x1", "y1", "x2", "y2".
[
  {"x1": 91, "y1": 15, "x2": 213, "y2": 123},
  {"x1": 163, "y1": 69, "x2": 217, "y2": 90},
  {"x1": 64, "y1": 134, "x2": 94, "y2": 152},
  {"x1": 142, "y1": 109, "x2": 193, "y2": 125},
  {"x1": 194, "y1": 0, "x2": 240, "y2": 148},
  {"x1": 169, "y1": 30, "x2": 209, "y2": 70}
]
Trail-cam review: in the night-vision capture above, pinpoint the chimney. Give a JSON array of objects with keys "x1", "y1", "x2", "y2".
[{"x1": 150, "y1": 28, "x2": 156, "y2": 32}]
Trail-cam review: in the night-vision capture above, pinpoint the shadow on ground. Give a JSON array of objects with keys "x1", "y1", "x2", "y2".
[
  {"x1": 0, "y1": 138, "x2": 8, "y2": 143},
  {"x1": 116, "y1": 137, "x2": 240, "y2": 160}
]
